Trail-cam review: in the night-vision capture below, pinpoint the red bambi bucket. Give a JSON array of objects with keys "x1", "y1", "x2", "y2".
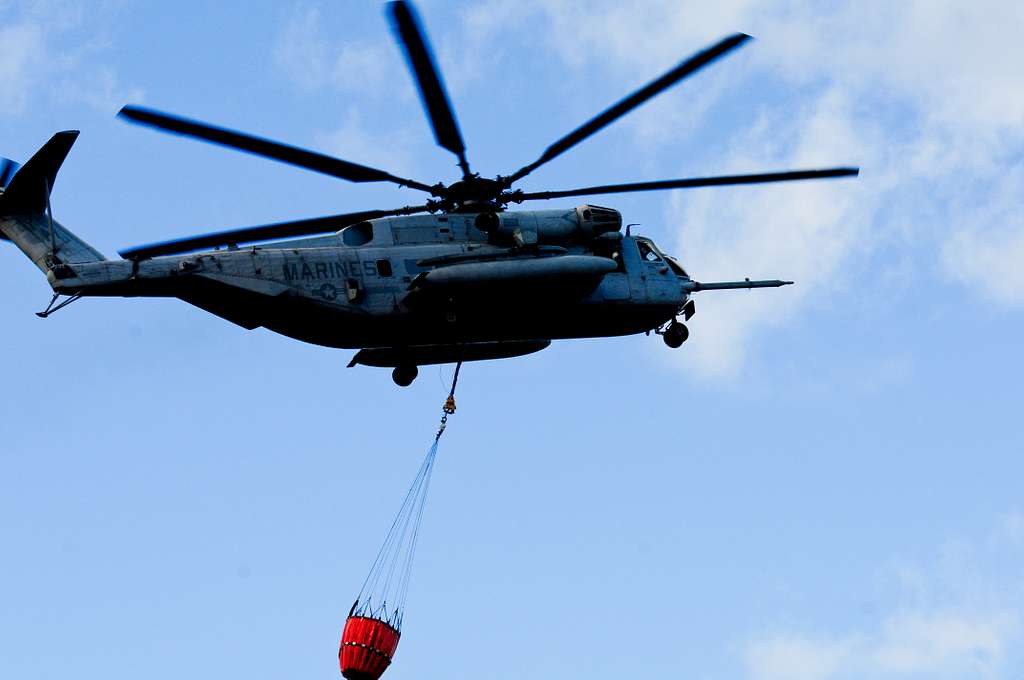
[{"x1": 339, "y1": 615, "x2": 401, "y2": 680}]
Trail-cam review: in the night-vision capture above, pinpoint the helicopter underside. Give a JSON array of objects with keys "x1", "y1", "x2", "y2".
[{"x1": 180, "y1": 284, "x2": 678, "y2": 351}]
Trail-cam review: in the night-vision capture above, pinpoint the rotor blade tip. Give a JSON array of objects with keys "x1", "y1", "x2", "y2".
[
  {"x1": 726, "y1": 32, "x2": 755, "y2": 46},
  {"x1": 118, "y1": 105, "x2": 143, "y2": 120},
  {"x1": 387, "y1": 0, "x2": 412, "y2": 22}
]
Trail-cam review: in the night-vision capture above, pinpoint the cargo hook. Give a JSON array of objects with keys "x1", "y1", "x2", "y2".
[{"x1": 435, "y1": 361, "x2": 462, "y2": 440}]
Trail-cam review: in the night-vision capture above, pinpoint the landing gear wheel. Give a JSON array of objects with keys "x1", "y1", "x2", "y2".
[
  {"x1": 392, "y1": 365, "x2": 418, "y2": 387},
  {"x1": 663, "y1": 322, "x2": 689, "y2": 348}
]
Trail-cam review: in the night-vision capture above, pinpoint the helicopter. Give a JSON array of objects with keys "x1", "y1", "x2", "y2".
[{"x1": 0, "y1": 1, "x2": 857, "y2": 386}]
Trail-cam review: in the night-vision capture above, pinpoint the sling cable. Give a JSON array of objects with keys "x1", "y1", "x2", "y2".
[{"x1": 339, "y1": 363, "x2": 461, "y2": 680}]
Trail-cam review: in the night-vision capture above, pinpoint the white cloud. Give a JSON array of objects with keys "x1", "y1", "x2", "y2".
[
  {"x1": 315, "y1": 108, "x2": 424, "y2": 182},
  {"x1": 747, "y1": 611, "x2": 1019, "y2": 680},
  {"x1": 997, "y1": 510, "x2": 1024, "y2": 546},
  {"x1": 755, "y1": 1, "x2": 1024, "y2": 135},
  {"x1": 273, "y1": 4, "x2": 426, "y2": 182},
  {"x1": 942, "y1": 164, "x2": 1024, "y2": 306},
  {"x1": 744, "y1": 517, "x2": 1024, "y2": 680},
  {"x1": 0, "y1": 1, "x2": 138, "y2": 116},
  {"x1": 872, "y1": 610, "x2": 1016, "y2": 676},
  {"x1": 945, "y1": 227, "x2": 1024, "y2": 307},
  {"x1": 747, "y1": 634, "x2": 856, "y2": 680},
  {"x1": 665, "y1": 87, "x2": 881, "y2": 377},
  {"x1": 273, "y1": 5, "x2": 407, "y2": 98},
  {"x1": 500, "y1": 0, "x2": 1024, "y2": 378},
  {"x1": 0, "y1": 19, "x2": 46, "y2": 113},
  {"x1": 54, "y1": 65, "x2": 145, "y2": 114},
  {"x1": 272, "y1": 5, "x2": 330, "y2": 90}
]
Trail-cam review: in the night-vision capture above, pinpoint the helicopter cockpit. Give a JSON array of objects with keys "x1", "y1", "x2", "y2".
[
  {"x1": 635, "y1": 236, "x2": 689, "y2": 278},
  {"x1": 636, "y1": 238, "x2": 662, "y2": 263}
]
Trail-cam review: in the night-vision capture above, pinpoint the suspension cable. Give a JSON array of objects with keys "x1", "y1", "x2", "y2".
[{"x1": 352, "y1": 361, "x2": 464, "y2": 627}]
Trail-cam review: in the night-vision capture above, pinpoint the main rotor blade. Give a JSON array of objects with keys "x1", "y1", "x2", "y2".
[
  {"x1": 119, "y1": 205, "x2": 433, "y2": 260},
  {"x1": 387, "y1": 1, "x2": 471, "y2": 178},
  {"x1": 505, "y1": 33, "x2": 752, "y2": 186},
  {"x1": 504, "y1": 168, "x2": 860, "y2": 202},
  {"x1": 118, "y1": 106, "x2": 439, "y2": 195}
]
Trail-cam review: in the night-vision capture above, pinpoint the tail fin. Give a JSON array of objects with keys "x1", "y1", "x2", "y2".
[
  {"x1": 0, "y1": 131, "x2": 79, "y2": 216},
  {"x1": 0, "y1": 131, "x2": 106, "y2": 273}
]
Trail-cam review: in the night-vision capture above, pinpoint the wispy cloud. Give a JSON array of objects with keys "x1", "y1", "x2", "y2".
[
  {"x1": 0, "y1": 18, "x2": 44, "y2": 114},
  {"x1": 273, "y1": 4, "x2": 407, "y2": 99},
  {"x1": 663, "y1": 86, "x2": 884, "y2": 378},
  {"x1": 315, "y1": 107, "x2": 424, "y2": 182},
  {"x1": 272, "y1": 4, "x2": 427, "y2": 183},
  {"x1": 492, "y1": 0, "x2": 1024, "y2": 378},
  {"x1": 942, "y1": 165, "x2": 1024, "y2": 307},
  {"x1": 0, "y1": 0, "x2": 140, "y2": 117},
  {"x1": 746, "y1": 633, "x2": 859, "y2": 680},
  {"x1": 744, "y1": 516, "x2": 1024, "y2": 680},
  {"x1": 748, "y1": 611, "x2": 1019, "y2": 680}
]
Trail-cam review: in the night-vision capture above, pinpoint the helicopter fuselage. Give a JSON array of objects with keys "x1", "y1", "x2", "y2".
[
  {"x1": 3, "y1": 132, "x2": 794, "y2": 387},
  {"x1": 45, "y1": 205, "x2": 688, "y2": 354}
]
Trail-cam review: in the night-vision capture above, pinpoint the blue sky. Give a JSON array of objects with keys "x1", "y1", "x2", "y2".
[{"x1": 2, "y1": 2, "x2": 1023, "y2": 680}]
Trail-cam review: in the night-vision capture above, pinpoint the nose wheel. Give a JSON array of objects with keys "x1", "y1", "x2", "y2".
[
  {"x1": 392, "y1": 364, "x2": 419, "y2": 387},
  {"x1": 662, "y1": 321, "x2": 689, "y2": 348}
]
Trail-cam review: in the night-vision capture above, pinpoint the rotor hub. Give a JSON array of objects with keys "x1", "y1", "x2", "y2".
[{"x1": 442, "y1": 176, "x2": 505, "y2": 210}]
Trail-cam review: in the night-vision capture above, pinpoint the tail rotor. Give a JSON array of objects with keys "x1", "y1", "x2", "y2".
[{"x1": 0, "y1": 159, "x2": 20, "y2": 187}]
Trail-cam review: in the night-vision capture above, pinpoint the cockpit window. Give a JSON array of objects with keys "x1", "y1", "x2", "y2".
[
  {"x1": 637, "y1": 240, "x2": 663, "y2": 263},
  {"x1": 665, "y1": 256, "x2": 688, "y2": 277}
]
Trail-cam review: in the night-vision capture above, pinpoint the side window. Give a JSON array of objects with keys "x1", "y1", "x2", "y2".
[
  {"x1": 376, "y1": 259, "x2": 393, "y2": 277},
  {"x1": 610, "y1": 247, "x2": 626, "y2": 272},
  {"x1": 593, "y1": 238, "x2": 627, "y2": 272},
  {"x1": 342, "y1": 222, "x2": 374, "y2": 246}
]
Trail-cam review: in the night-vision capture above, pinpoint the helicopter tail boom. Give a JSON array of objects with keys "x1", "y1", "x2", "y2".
[{"x1": 0, "y1": 131, "x2": 107, "y2": 282}]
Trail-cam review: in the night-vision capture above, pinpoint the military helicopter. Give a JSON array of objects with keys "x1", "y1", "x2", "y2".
[{"x1": 0, "y1": 1, "x2": 857, "y2": 386}]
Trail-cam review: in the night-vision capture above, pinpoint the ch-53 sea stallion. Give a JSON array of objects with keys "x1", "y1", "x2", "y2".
[{"x1": 0, "y1": 1, "x2": 857, "y2": 386}]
